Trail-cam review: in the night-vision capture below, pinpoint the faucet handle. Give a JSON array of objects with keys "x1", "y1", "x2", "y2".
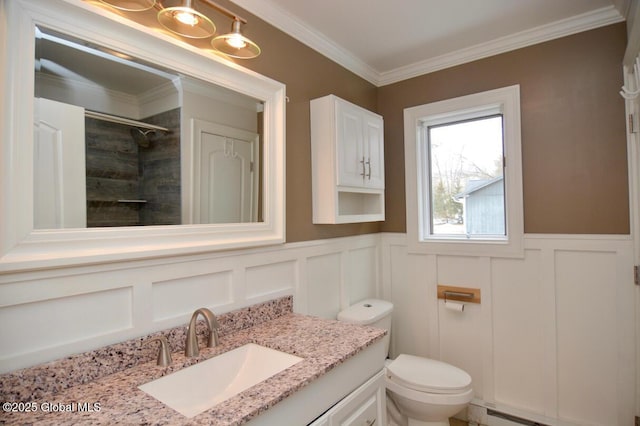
[{"x1": 143, "y1": 336, "x2": 173, "y2": 367}]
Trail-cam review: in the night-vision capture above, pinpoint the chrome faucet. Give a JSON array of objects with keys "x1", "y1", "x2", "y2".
[{"x1": 185, "y1": 307, "x2": 219, "y2": 357}]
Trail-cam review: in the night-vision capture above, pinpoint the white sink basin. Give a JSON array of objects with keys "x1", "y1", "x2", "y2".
[{"x1": 138, "y1": 343, "x2": 303, "y2": 418}]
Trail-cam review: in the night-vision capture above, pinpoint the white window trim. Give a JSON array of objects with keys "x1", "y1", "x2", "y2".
[{"x1": 404, "y1": 85, "x2": 524, "y2": 258}]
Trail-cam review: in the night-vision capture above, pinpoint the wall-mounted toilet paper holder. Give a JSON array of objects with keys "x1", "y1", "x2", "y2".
[{"x1": 437, "y1": 285, "x2": 481, "y2": 304}]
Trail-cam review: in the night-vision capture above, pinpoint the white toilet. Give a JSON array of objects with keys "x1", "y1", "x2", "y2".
[{"x1": 337, "y1": 299, "x2": 473, "y2": 426}]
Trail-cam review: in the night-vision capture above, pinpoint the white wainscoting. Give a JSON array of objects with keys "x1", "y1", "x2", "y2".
[
  {"x1": 380, "y1": 233, "x2": 637, "y2": 426},
  {"x1": 2, "y1": 231, "x2": 636, "y2": 425},
  {"x1": 0, "y1": 234, "x2": 381, "y2": 374}
]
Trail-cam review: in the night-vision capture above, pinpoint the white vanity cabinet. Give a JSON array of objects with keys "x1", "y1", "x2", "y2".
[
  {"x1": 309, "y1": 370, "x2": 386, "y2": 426},
  {"x1": 310, "y1": 95, "x2": 385, "y2": 224}
]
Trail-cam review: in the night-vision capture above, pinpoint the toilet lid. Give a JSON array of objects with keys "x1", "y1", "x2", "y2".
[{"x1": 386, "y1": 354, "x2": 472, "y2": 394}]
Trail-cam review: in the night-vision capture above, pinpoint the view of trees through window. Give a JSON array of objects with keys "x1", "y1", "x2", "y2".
[{"x1": 427, "y1": 115, "x2": 505, "y2": 236}]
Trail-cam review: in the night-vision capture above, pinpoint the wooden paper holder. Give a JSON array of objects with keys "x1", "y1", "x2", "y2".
[{"x1": 437, "y1": 285, "x2": 481, "y2": 304}]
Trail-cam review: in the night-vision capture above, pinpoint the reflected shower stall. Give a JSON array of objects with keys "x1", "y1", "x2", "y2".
[{"x1": 85, "y1": 108, "x2": 181, "y2": 227}]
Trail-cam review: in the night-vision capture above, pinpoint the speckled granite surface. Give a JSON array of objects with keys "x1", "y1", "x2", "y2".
[
  {"x1": 0, "y1": 296, "x2": 294, "y2": 404},
  {"x1": 0, "y1": 297, "x2": 385, "y2": 425}
]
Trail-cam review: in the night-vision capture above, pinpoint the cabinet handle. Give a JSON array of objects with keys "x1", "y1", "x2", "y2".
[
  {"x1": 365, "y1": 419, "x2": 376, "y2": 425},
  {"x1": 366, "y1": 158, "x2": 371, "y2": 180},
  {"x1": 360, "y1": 157, "x2": 366, "y2": 177}
]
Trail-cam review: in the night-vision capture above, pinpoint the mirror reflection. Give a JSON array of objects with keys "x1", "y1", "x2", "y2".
[{"x1": 34, "y1": 26, "x2": 264, "y2": 229}]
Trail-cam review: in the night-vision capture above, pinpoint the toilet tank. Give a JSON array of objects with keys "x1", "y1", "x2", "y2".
[{"x1": 337, "y1": 299, "x2": 393, "y2": 356}]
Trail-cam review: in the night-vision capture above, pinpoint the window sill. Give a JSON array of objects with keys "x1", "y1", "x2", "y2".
[{"x1": 407, "y1": 234, "x2": 524, "y2": 258}]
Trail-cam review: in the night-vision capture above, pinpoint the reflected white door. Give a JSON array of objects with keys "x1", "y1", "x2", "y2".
[
  {"x1": 33, "y1": 97, "x2": 87, "y2": 229},
  {"x1": 192, "y1": 120, "x2": 259, "y2": 224}
]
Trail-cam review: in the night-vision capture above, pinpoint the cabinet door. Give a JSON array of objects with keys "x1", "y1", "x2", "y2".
[
  {"x1": 328, "y1": 370, "x2": 386, "y2": 426},
  {"x1": 362, "y1": 114, "x2": 384, "y2": 189},
  {"x1": 331, "y1": 394, "x2": 377, "y2": 426},
  {"x1": 33, "y1": 97, "x2": 87, "y2": 229},
  {"x1": 192, "y1": 119, "x2": 259, "y2": 224},
  {"x1": 308, "y1": 414, "x2": 330, "y2": 426},
  {"x1": 336, "y1": 101, "x2": 365, "y2": 187}
]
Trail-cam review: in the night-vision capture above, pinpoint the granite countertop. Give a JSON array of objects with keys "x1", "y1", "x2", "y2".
[{"x1": 1, "y1": 313, "x2": 385, "y2": 425}]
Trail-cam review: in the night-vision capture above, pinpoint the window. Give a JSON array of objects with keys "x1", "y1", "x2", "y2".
[
  {"x1": 404, "y1": 85, "x2": 523, "y2": 257},
  {"x1": 426, "y1": 114, "x2": 504, "y2": 237}
]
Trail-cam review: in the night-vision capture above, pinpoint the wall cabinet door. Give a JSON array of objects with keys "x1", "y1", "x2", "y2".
[
  {"x1": 335, "y1": 98, "x2": 384, "y2": 190},
  {"x1": 362, "y1": 113, "x2": 384, "y2": 189}
]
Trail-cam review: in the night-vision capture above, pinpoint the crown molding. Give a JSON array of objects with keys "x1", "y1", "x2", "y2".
[
  {"x1": 379, "y1": 5, "x2": 625, "y2": 86},
  {"x1": 35, "y1": 72, "x2": 141, "y2": 116},
  {"x1": 231, "y1": 1, "x2": 624, "y2": 87},
  {"x1": 230, "y1": 0, "x2": 380, "y2": 85}
]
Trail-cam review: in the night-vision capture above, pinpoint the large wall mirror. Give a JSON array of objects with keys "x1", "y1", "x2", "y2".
[{"x1": 0, "y1": 0, "x2": 286, "y2": 272}]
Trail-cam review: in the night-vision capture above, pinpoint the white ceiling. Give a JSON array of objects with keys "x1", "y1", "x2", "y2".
[{"x1": 231, "y1": 0, "x2": 629, "y2": 86}]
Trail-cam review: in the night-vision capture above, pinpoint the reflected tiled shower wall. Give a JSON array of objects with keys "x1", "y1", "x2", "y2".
[
  {"x1": 138, "y1": 108, "x2": 181, "y2": 226},
  {"x1": 84, "y1": 108, "x2": 181, "y2": 227}
]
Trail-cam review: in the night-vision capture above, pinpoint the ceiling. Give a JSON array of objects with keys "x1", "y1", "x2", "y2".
[{"x1": 231, "y1": 0, "x2": 630, "y2": 86}]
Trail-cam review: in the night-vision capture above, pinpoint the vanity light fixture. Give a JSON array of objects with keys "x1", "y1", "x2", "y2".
[
  {"x1": 211, "y1": 17, "x2": 261, "y2": 59},
  {"x1": 157, "y1": 0, "x2": 216, "y2": 39},
  {"x1": 96, "y1": 0, "x2": 261, "y2": 58}
]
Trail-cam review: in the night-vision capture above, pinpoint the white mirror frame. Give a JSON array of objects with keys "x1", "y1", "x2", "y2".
[{"x1": 0, "y1": 0, "x2": 286, "y2": 272}]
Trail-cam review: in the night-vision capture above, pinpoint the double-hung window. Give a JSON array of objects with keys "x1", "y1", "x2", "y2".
[{"x1": 404, "y1": 85, "x2": 523, "y2": 257}]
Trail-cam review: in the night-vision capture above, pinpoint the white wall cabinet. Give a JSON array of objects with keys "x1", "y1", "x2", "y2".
[
  {"x1": 309, "y1": 370, "x2": 386, "y2": 426},
  {"x1": 311, "y1": 95, "x2": 385, "y2": 224}
]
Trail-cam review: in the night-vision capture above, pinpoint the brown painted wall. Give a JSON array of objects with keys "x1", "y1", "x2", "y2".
[
  {"x1": 378, "y1": 23, "x2": 630, "y2": 234},
  {"x1": 203, "y1": 3, "x2": 629, "y2": 237}
]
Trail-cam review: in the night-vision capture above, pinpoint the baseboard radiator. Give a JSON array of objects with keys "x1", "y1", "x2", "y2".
[
  {"x1": 469, "y1": 400, "x2": 560, "y2": 426},
  {"x1": 487, "y1": 409, "x2": 549, "y2": 426}
]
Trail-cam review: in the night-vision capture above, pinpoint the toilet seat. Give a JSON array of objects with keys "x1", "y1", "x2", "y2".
[{"x1": 386, "y1": 354, "x2": 472, "y2": 395}]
